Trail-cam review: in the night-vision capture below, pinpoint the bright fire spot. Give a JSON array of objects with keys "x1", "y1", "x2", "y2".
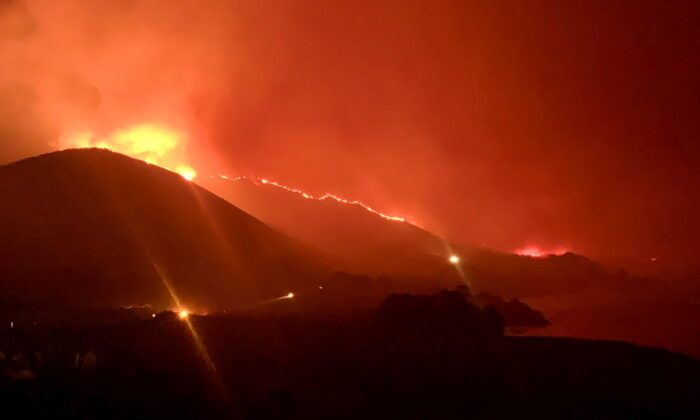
[
  {"x1": 287, "y1": 292, "x2": 295, "y2": 298},
  {"x1": 178, "y1": 310, "x2": 189, "y2": 319},
  {"x1": 62, "y1": 124, "x2": 197, "y2": 181},
  {"x1": 515, "y1": 246, "x2": 569, "y2": 258},
  {"x1": 177, "y1": 165, "x2": 197, "y2": 181},
  {"x1": 448, "y1": 255, "x2": 460, "y2": 264},
  {"x1": 215, "y1": 174, "x2": 406, "y2": 223}
]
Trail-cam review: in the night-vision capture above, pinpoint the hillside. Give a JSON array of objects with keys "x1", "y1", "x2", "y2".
[
  {"x1": 0, "y1": 149, "x2": 329, "y2": 311},
  {"x1": 202, "y1": 176, "x2": 700, "y2": 357},
  {"x1": 202, "y1": 176, "x2": 458, "y2": 280}
]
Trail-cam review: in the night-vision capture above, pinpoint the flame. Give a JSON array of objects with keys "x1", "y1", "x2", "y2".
[
  {"x1": 214, "y1": 174, "x2": 406, "y2": 222},
  {"x1": 64, "y1": 123, "x2": 406, "y2": 221},
  {"x1": 176, "y1": 165, "x2": 197, "y2": 181},
  {"x1": 62, "y1": 124, "x2": 197, "y2": 181},
  {"x1": 515, "y1": 246, "x2": 569, "y2": 258}
]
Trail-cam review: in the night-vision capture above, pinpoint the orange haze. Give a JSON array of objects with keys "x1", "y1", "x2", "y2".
[{"x1": 1, "y1": 0, "x2": 698, "y2": 271}]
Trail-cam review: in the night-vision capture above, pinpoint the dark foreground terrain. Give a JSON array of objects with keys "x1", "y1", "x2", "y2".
[{"x1": 0, "y1": 293, "x2": 697, "y2": 419}]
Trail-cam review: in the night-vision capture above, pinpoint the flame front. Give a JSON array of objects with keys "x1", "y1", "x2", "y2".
[
  {"x1": 64, "y1": 124, "x2": 407, "y2": 222},
  {"x1": 62, "y1": 124, "x2": 197, "y2": 181},
  {"x1": 215, "y1": 174, "x2": 406, "y2": 223}
]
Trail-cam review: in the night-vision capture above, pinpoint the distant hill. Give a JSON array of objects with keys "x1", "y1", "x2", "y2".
[
  {"x1": 202, "y1": 175, "x2": 634, "y2": 295},
  {"x1": 0, "y1": 149, "x2": 330, "y2": 311},
  {"x1": 462, "y1": 249, "x2": 700, "y2": 358},
  {"x1": 462, "y1": 249, "x2": 627, "y2": 298},
  {"x1": 201, "y1": 175, "x2": 638, "y2": 296}
]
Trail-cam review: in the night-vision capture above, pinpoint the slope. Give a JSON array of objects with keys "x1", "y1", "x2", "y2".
[{"x1": 0, "y1": 149, "x2": 329, "y2": 311}]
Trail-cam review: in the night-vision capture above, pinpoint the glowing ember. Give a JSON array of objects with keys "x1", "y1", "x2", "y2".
[
  {"x1": 178, "y1": 310, "x2": 189, "y2": 319},
  {"x1": 177, "y1": 165, "x2": 197, "y2": 181},
  {"x1": 515, "y1": 246, "x2": 569, "y2": 258},
  {"x1": 62, "y1": 124, "x2": 197, "y2": 181},
  {"x1": 448, "y1": 255, "x2": 460, "y2": 264},
  {"x1": 215, "y1": 174, "x2": 406, "y2": 222},
  {"x1": 287, "y1": 292, "x2": 294, "y2": 298}
]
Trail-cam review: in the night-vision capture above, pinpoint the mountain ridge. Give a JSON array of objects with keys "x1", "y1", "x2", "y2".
[{"x1": 0, "y1": 148, "x2": 330, "y2": 311}]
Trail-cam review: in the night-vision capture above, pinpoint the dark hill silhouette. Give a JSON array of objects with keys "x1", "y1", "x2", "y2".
[
  {"x1": 463, "y1": 249, "x2": 628, "y2": 298},
  {"x1": 463, "y1": 249, "x2": 700, "y2": 357},
  {"x1": 0, "y1": 149, "x2": 330, "y2": 311},
  {"x1": 0, "y1": 306, "x2": 697, "y2": 419}
]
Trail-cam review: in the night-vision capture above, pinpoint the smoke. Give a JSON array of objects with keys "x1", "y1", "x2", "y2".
[
  {"x1": 0, "y1": 0, "x2": 462, "y2": 232},
  {"x1": 0, "y1": 0, "x2": 698, "y2": 267},
  {"x1": 0, "y1": 0, "x2": 236, "y2": 162}
]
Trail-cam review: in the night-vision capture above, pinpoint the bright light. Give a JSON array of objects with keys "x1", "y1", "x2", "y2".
[
  {"x1": 448, "y1": 255, "x2": 460, "y2": 264},
  {"x1": 287, "y1": 292, "x2": 294, "y2": 298},
  {"x1": 178, "y1": 310, "x2": 189, "y2": 319},
  {"x1": 177, "y1": 165, "x2": 197, "y2": 181},
  {"x1": 151, "y1": 313, "x2": 156, "y2": 318},
  {"x1": 515, "y1": 246, "x2": 568, "y2": 258}
]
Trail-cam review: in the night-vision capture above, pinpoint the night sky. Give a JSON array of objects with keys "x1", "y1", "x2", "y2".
[{"x1": 1, "y1": 0, "x2": 698, "y2": 269}]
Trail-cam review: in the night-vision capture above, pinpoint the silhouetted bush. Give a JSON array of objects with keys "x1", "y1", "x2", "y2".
[{"x1": 376, "y1": 289, "x2": 505, "y2": 337}]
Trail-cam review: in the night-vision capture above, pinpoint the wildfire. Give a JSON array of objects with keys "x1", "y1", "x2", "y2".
[
  {"x1": 63, "y1": 123, "x2": 406, "y2": 222},
  {"x1": 515, "y1": 246, "x2": 569, "y2": 258},
  {"x1": 177, "y1": 165, "x2": 197, "y2": 181},
  {"x1": 62, "y1": 124, "x2": 197, "y2": 181},
  {"x1": 214, "y1": 174, "x2": 406, "y2": 222}
]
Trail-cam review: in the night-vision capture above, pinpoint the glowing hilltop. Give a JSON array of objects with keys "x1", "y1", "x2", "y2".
[{"x1": 61, "y1": 124, "x2": 197, "y2": 181}]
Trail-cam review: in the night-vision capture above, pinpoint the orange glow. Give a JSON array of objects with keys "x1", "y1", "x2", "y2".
[
  {"x1": 66, "y1": 125, "x2": 406, "y2": 220},
  {"x1": 287, "y1": 292, "x2": 294, "y2": 298},
  {"x1": 448, "y1": 255, "x2": 460, "y2": 264},
  {"x1": 62, "y1": 124, "x2": 197, "y2": 181},
  {"x1": 215, "y1": 174, "x2": 406, "y2": 222},
  {"x1": 515, "y1": 246, "x2": 569, "y2": 258},
  {"x1": 177, "y1": 165, "x2": 197, "y2": 181},
  {"x1": 178, "y1": 310, "x2": 189, "y2": 319}
]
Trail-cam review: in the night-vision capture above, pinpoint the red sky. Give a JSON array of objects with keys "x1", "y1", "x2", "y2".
[{"x1": 1, "y1": 0, "x2": 698, "y2": 269}]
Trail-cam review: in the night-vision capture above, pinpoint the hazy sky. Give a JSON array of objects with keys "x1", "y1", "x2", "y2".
[{"x1": 1, "y1": 0, "x2": 698, "y2": 266}]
